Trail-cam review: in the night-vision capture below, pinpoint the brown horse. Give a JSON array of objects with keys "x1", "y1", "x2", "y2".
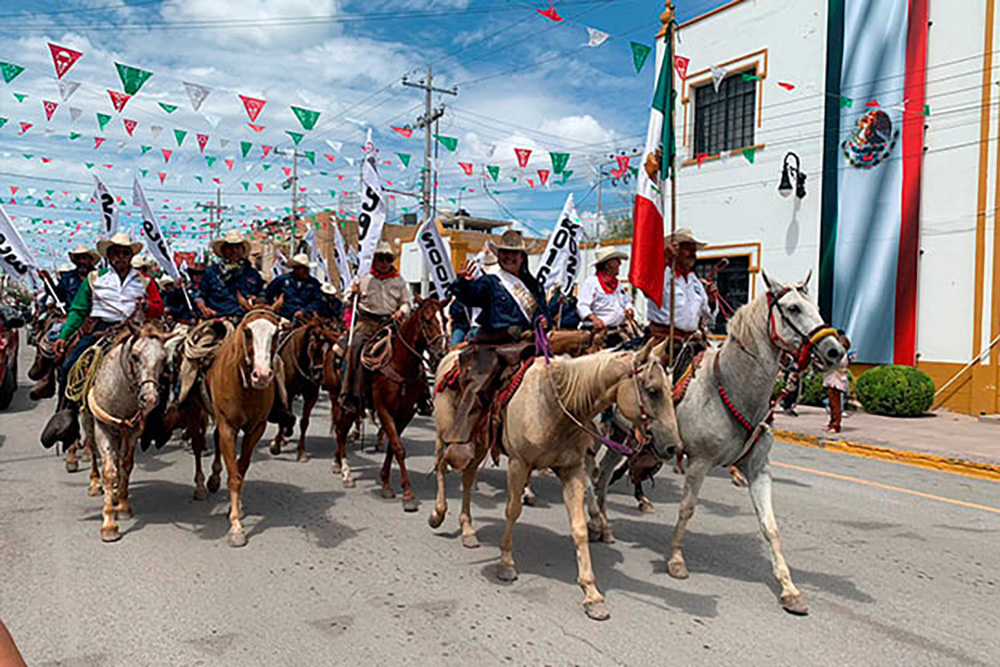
[
  {"x1": 329, "y1": 297, "x2": 446, "y2": 511},
  {"x1": 267, "y1": 317, "x2": 341, "y2": 461}
]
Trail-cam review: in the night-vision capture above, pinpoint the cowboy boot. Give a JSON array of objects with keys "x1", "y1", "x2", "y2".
[
  {"x1": 29, "y1": 369, "x2": 56, "y2": 401},
  {"x1": 41, "y1": 404, "x2": 79, "y2": 450}
]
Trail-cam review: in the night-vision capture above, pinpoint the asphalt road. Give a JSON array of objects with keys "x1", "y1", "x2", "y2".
[{"x1": 1, "y1": 347, "x2": 999, "y2": 667}]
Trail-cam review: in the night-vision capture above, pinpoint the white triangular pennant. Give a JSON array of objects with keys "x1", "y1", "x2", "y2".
[
  {"x1": 584, "y1": 27, "x2": 610, "y2": 48},
  {"x1": 203, "y1": 113, "x2": 221, "y2": 129},
  {"x1": 150, "y1": 125, "x2": 163, "y2": 139},
  {"x1": 219, "y1": 138, "x2": 230, "y2": 148},
  {"x1": 711, "y1": 65, "x2": 727, "y2": 93},
  {"x1": 69, "y1": 106, "x2": 82, "y2": 122},
  {"x1": 57, "y1": 79, "x2": 80, "y2": 102},
  {"x1": 183, "y1": 81, "x2": 211, "y2": 111}
]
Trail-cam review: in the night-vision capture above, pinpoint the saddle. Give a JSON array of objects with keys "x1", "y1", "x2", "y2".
[{"x1": 177, "y1": 318, "x2": 234, "y2": 405}]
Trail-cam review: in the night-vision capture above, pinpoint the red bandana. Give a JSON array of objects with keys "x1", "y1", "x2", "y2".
[
  {"x1": 596, "y1": 269, "x2": 618, "y2": 294},
  {"x1": 370, "y1": 265, "x2": 399, "y2": 280}
]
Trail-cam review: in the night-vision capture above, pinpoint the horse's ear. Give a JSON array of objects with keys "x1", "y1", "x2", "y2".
[
  {"x1": 236, "y1": 291, "x2": 252, "y2": 312},
  {"x1": 272, "y1": 293, "x2": 285, "y2": 313},
  {"x1": 761, "y1": 270, "x2": 782, "y2": 293},
  {"x1": 415, "y1": 293, "x2": 424, "y2": 305},
  {"x1": 651, "y1": 338, "x2": 669, "y2": 363},
  {"x1": 802, "y1": 269, "x2": 813, "y2": 291},
  {"x1": 635, "y1": 338, "x2": 654, "y2": 364}
]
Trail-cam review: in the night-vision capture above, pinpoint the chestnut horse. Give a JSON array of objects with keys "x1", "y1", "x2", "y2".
[{"x1": 329, "y1": 297, "x2": 446, "y2": 510}]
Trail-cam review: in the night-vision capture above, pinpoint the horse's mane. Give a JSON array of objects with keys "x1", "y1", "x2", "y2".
[
  {"x1": 726, "y1": 291, "x2": 768, "y2": 344},
  {"x1": 549, "y1": 349, "x2": 631, "y2": 415}
]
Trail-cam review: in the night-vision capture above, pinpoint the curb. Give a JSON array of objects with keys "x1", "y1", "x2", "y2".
[{"x1": 773, "y1": 429, "x2": 1000, "y2": 483}]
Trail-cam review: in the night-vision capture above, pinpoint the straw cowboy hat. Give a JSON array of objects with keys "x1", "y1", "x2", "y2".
[
  {"x1": 374, "y1": 240, "x2": 395, "y2": 257},
  {"x1": 67, "y1": 244, "x2": 99, "y2": 263},
  {"x1": 594, "y1": 246, "x2": 628, "y2": 266},
  {"x1": 211, "y1": 229, "x2": 251, "y2": 258},
  {"x1": 97, "y1": 232, "x2": 143, "y2": 258},
  {"x1": 157, "y1": 276, "x2": 176, "y2": 289},
  {"x1": 488, "y1": 229, "x2": 528, "y2": 255},
  {"x1": 131, "y1": 254, "x2": 155, "y2": 270},
  {"x1": 57, "y1": 263, "x2": 73, "y2": 273},
  {"x1": 665, "y1": 228, "x2": 708, "y2": 248},
  {"x1": 321, "y1": 282, "x2": 338, "y2": 296},
  {"x1": 285, "y1": 253, "x2": 316, "y2": 269}
]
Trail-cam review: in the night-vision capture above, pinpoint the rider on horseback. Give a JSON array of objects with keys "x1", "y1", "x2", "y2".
[
  {"x1": 265, "y1": 253, "x2": 333, "y2": 322},
  {"x1": 576, "y1": 246, "x2": 634, "y2": 346},
  {"x1": 195, "y1": 230, "x2": 264, "y2": 320},
  {"x1": 41, "y1": 233, "x2": 163, "y2": 450},
  {"x1": 442, "y1": 230, "x2": 548, "y2": 471}
]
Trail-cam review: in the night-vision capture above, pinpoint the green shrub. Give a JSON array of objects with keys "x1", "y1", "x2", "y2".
[{"x1": 855, "y1": 365, "x2": 935, "y2": 417}]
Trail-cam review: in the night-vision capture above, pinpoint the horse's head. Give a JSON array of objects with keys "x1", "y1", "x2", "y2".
[
  {"x1": 762, "y1": 271, "x2": 845, "y2": 372},
  {"x1": 411, "y1": 295, "x2": 447, "y2": 368},
  {"x1": 128, "y1": 323, "x2": 175, "y2": 414},
  {"x1": 305, "y1": 320, "x2": 339, "y2": 382},
  {"x1": 240, "y1": 310, "x2": 280, "y2": 390},
  {"x1": 615, "y1": 339, "x2": 682, "y2": 461}
]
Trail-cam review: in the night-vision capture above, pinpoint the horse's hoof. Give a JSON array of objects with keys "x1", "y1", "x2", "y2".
[
  {"x1": 667, "y1": 559, "x2": 690, "y2": 580},
  {"x1": 88, "y1": 483, "x2": 101, "y2": 497},
  {"x1": 101, "y1": 528, "x2": 121, "y2": 543},
  {"x1": 81, "y1": 449, "x2": 92, "y2": 463},
  {"x1": 781, "y1": 593, "x2": 809, "y2": 616},
  {"x1": 402, "y1": 497, "x2": 419, "y2": 513},
  {"x1": 228, "y1": 531, "x2": 248, "y2": 548},
  {"x1": 601, "y1": 528, "x2": 616, "y2": 544},
  {"x1": 296, "y1": 451, "x2": 309, "y2": 462},
  {"x1": 497, "y1": 562, "x2": 518, "y2": 582},
  {"x1": 587, "y1": 523, "x2": 602, "y2": 542},
  {"x1": 380, "y1": 487, "x2": 396, "y2": 500},
  {"x1": 193, "y1": 487, "x2": 207, "y2": 501},
  {"x1": 268, "y1": 440, "x2": 281, "y2": 456},
  {"x1": 584, "y1": 601, "x2": 611, "y2": 621},
  {"x1": 343, "y1": 476, "x2": 356, "y2": 489},
  {"x1": 428, "y1": 510, "x2": 445, "y2": 529},
  {"x1": 331, "y1": 461, "x2": 342, "y2": 474},
  {"x1": 116, "y1": 508, "x2": 133, "y2": 521},
  {"x1": 461, "y1": 533, "x2": 480, "y2": 549},
  {"x1": 65, "y1": 457, "x2": 79, "y2": 474},
  {"x1": 522, "y1": 491, "x2": 536, "y2": 507},
  {"x1": 207, "y1": 476, "x2": 220, "y2": 493},
  {"x1": 637, "y1": 497, "x2": 655, "y2": 514}
]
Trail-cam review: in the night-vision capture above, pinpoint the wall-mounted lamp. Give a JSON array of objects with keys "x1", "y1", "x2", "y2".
[{"x1": 778, "y1": 152, "x2": 807, "y2": 199}]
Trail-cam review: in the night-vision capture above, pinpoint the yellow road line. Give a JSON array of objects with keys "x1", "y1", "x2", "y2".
[{"x1": 773, "y1": 461, "x2": 1000, "y2": 516}]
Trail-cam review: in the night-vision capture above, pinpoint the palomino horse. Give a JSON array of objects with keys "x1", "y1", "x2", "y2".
[
  {"x1": 591, "y1": 272, "x2": 845, "y2": 615},
  {"x1": 430, "y1": 340, "x2": 681, "y2": 620},
  {"x1": 267, "y1": 317, "x2": 340, "y2": 461},
  {"x1": 329, "y1": 297, "x2": 446, "y2": 510},
  {"x1": 78, "y1": 322, "x2": 173, "y2": 542},
  {"x1": 203, "y1": 303, "x2": 283, "y2": 547}
]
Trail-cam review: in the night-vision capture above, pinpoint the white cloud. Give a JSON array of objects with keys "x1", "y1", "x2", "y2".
[
  {"x1": 538, "y1": 115, "x2": 616, "y2": 147},
  {"x1": 161, "y1": 0, "x2": 342, "y2": 48}
]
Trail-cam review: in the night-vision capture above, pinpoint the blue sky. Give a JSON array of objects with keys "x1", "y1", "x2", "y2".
[{"x1": 0, "y1": 0, "x2": 729, "y2": 263}]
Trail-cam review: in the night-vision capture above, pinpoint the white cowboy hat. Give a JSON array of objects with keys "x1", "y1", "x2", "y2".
[
  {"x1": 321, "y1": 282, "x2": 338, "y2": 296},
  {"x1": 131, "y1": 254, "x2": 155, "y2": 269},
  {"x1": 210, "y1": 229, "x2": 252, "y2": 258},
  {"x1": 67, "y1": 244, "x2": 99, "y2": 262},
  {"x1": 482, "y1": 248, "x2": 498, "y2": 266},
  {"x1": 665, "y1": 228, "x2": 708, "y2": 248},
  {"x1": 57, "y1": 263, "x2": 73, "y2": 273},
  {"x1": 594, "y1": 246, "x2": 628, "y2": 266},
  {"x1": 97, "y1": 232, "x2": 143, "y2": 258},
  {"x1": 374, "y1": 240, "x2": 395, "y2": 257},
  {"x1": 488, "y1": 229, "x2": 528, "y2": 254},
  {"x1": 285, "y1": 253, "x2": 315, "y2": 269},
  {"x1": 157, "y1": 276, "x2": 176, "y2": 288}
]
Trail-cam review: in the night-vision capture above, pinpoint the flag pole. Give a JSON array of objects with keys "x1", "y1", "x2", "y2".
[{"x1": 660, "y1": 2, "x2": 678, "y2": 367}]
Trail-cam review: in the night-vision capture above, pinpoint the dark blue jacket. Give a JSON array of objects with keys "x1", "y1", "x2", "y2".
[
  {"x1": 162, "y1": 286, "x2": 194, "y2": 322},
  {"x1": 549, "y1": 293, "x2": 581, "y2": 330},
  {"x1": 321, "y1": 294, "x2": 344, "y2": 321},
  {"x1": 198, "y1": 260, "x2": 264, "y2": 317},
  {"x1": 451, "y1": 271, "x2": 547, "y2": 334},
  {"x1": 265, "y1": 273, "x2": 326, "y2": 321},
  {"x1": 55, "y1": 270, "x2": 88, "y2": 307}
]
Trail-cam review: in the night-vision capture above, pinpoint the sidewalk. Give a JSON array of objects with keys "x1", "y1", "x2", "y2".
[{"x1": 771, "y1": 405, "x2": 1000, "y2": 480}]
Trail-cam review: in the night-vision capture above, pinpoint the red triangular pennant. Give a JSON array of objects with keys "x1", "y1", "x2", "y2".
[
  {"x1": 224, "y1": 158, "x2": 234, "y2": 171},
  {"x1": 262, "y1": 145, "x2": 273, "y2": 157},
  {"x1": 324, "y1": 154, "x2": 336, "y2": 162},
  {"x1": 108, "y1": 89, "x2": 131, "y2": 113},
  {"x1": 514, "y1": 147, "x2": 532, "y2": 169},
  {"x1": 255, "y1": 183, "x2": 264, "y2": 192},
  {"x1": 48, "y1": 43, "x2": 83, "y2": 79},
  {"x1": 866, "y1": 99, "x2": 880, "y2": 107},
  {"x1": 390, "y1": 125, "x2": 413, "y2": 138},
  {"x1": 674, "y1": 56, "x2": 690, "y2": 80},
  {"x1": 196, "y1": 133, "x2": 209, "y2": 152},
  {"x1": 458, "y1": 162, "x2": 474, "y2": 176},
  {"x1": 93, "y1": 137, "x2": 105, "y2": 149},
  {"x1": 162, "y1": 148, "x2": 172, "y2": 163},
  {"x1": 43, "y1": 100, "x2": 58, "y2": 121},
  {"x1": 239, "y1": 94, "x2": 267, "y2": 122},
  {"x1": 778, "y1": 81, "x2": 796, "y2": 91},
  {"x1": 537, "y1": 169, "x2": 550, "y2": 185},
  {"x1": 615, "y1": 155, "x2": 631, "y2": 173},
  {"x1": 248, "y1": 123, "x2": 266, "y2": 133},
  {"x1": 158, "y1": 172, "x2": 166, "y2": 184},
  {"x1": 18, "y1": 122, "x2": 32, "y2": 135},
  {"x1": 536, "y1": 3, "x2": 563, "y2": 21},
  {"x1": 123, "y1": 118, "x2": 137, "y2": 135}
]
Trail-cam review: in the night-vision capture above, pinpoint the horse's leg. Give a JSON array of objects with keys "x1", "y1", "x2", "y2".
[
  {"x1": 379, "y1": 432, "x2": 395, "y2": 500},
  {"x1": 296, "y1": 388, "x2": 318, "y2": 462},
  {"x1": 428, "y1": 433, "x2": 449, "y2": 529},
  {"x1": 745, "y1": 462, "x2": 808, "y2": 615},
  {"x1": 635, "y1": 482, "x2": 654, "y2": 514},
  {"x1": 114, "y1": 432, "x2": 137, "y2": 520},
  {"x1": 589, "y1": 448, "x2": 621, "y2": 544},
  {"x1": 458, "y1": 444, "x2": 489, "y2": 549},
  {"x1": 557, "y1": 463, "x2": 609, "y2": 621},
  {"x1": 666, "y1": 457, "x2": 711, "y2": 579},
  {"x1": 385, "y1": 407, "x2": 417, "y2": 512},
  {"x1": 94, "y1": 426, "x2": 120, "y2": 543},
  {"x1": 332, "y1": 403, "x2": 355, "y2": 487},
  {"x1": 497, "y1": 457, "x2": 530, "y2": 582},
  {"x1": 206, "y1": 426, "x2": 222, "y2": 494},
  {"x1": 191, "y1": 416, "x2": 208, "y2": 500},
  {"x1": 216, "y1": 421, "x2": 247, "y2": 548},
  {"x1": 235, "y1": 419, "x2": 268, "y2": 522},
  {"x1": 87, "y1": 441, "x2": 101, "y2": 497},
  {"x1": 268, "y1": 424, "x2": 286, "y2": 456},
  {"x1": 64, "y1": 441, "x2": 79, "y2": 473}
]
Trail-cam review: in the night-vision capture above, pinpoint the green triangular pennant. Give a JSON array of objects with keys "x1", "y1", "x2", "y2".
[
  {"x1": 839, "y1": 96, "x2": 853, "y2": 109},
  {"x1": 22, "y1": 154, "x2": 32, "y2": 159},
  {"x1": 433, "y1": 134, "x2": 458, "y2": 152},
  {"x1": 242, "y1": 182, "x2": 250, "y2": 191},
  {"x1": 303, "y1": 150, "x2": 315, "y2": 165},
  {"x1": 0, "y1": 62, "x2": 24, "y2": 84},
  {"x1": 158, "y1": 102, "x2": 178, "y2": 114},
  {"x1": 85, "y1": 163, "x2": 94, "y2": 169},
  {"x1": 261, "y1": 164, "x2": 272, "y2": 171},
  {"x1": 549, "y1": 151, "x2": 570, "y2": 174},
  {"x1": 397, "y1": 152, "x2": 411, "y2": 168},
  {"x1": 205, "y1": 156, "x2": 217, "y2": 167},
  {"x1": 114, "y1": 62, "x2": 153, "y2": 95},
  {"x1": 194, "y1": 175, "x2": 203, "y2": 183},
  {"x1": 240, "y1": 141, "x2": 253, "y2": 158},
  {"x1": 629, "y1": 42, "x2": 652, "y2": 74},
  {"x1": 742, "y1": 147, "x2": 757, "y2": 164},
  {"x1": 139, "y1": 168, "x2": 148, "y2": 177},
  {"x1": 12, "y1": 93, "x2": 26, "y2": 103},
  {"x1": 286, "y1": 130, "x2": 304, "y2": 145},
  {"x1": 0, "y1": 118, "x2": 6, "y2": 129},
  {"x1": 69, "y1": 131, "x2": 81, "y2": 140},
  {"x1": 922, "y1": 104, "x2": 931, "y2": 117},
  {"x1": 140, "y1": 145, "x2": 152, "y2": 155},
  {"x1": 291, "y1": 105, "x2": 321, "y2": 131},
  {"x1": 742, "y1": 72, "x2": 762, "y2": 82},
  {"x1": 174, "y1": 128, "x2": 187, "y2": 146},
  {"x1": 96, "y1": 112, "x2": 111, "y2": 131},
  {"x1": 486, "y1": 165, "x2": 500, "y2": 182}
]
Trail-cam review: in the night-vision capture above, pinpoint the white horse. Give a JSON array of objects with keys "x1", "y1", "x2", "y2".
[{"x1": 591, "y1": 271, "x2": 845, "y2": 615}]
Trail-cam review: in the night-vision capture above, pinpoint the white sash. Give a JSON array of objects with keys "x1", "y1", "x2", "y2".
[{"x1": 496, "y1": 270, "x2": 537, "y2": 322}]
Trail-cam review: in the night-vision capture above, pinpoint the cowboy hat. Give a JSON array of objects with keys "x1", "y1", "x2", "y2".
[
  {"x1": 665, "y1": 227, "x2": 708, "y2": 248},
  {"x1": 188, "y1": 262, "x2": 206, "y2": 274},
  {"x1": 131, "y1": 254, "x2": 154, "y2": 270},
  {"x1": 156, "y1": 276, "x2": 176, "y2": 288},
  {"x1": 488, "y1": 229, "x2": 528, "y2": 255},
  {"x1": 97, "y1": 232, "x2": 143, "y2": 258},
  {"x1": 57, "y1": 263, "x2": 73, "y2": 273},
  {"x1": 211, "y1": 230, "x2": 251, "y2": 258},
  {"x1": 374, "y1": 240, "x2": 395, "y2": 257},
  {"x1": 285, "y1": 253, "x2": 315, "y2": 269},
  {"x1": 594, "y1": 246, "x2": 628, "y2": 266},
  {"x1": 320, "y1": 282, "x2": 338, "y2": 296},
  {"x1": 67, "y1": 244, "x2": 99, "y2": 263}
]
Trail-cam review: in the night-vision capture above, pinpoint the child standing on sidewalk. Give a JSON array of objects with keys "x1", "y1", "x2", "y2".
[{"x1": 823, "y1": 331, "x2": 852, "y2": 433}]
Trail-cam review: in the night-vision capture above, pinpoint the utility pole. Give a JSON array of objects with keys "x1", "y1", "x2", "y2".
[
  {"x1": 198, "y1": 188, "x2": 230, "y2": 243},
  {"x1": 275, "y1": 148, "x2": 304, "y2": 254}
]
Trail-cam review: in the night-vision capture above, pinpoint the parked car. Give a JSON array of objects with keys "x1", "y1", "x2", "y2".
[{"x1": 0, "y1": 306, "x2": 24, "y2": 410}]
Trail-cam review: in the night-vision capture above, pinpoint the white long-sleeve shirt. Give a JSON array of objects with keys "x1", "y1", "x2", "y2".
[
  {"x1": 576, "y1": 275, "x2": 632, "y2": 328},
  {"x1": 646, "y1": 272, "x2": 717, "y2": 331}
]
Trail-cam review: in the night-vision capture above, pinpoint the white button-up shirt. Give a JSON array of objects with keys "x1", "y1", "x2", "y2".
[
  {"x1": 89, "y1": 268, "x2": 149, "y2": 322},
  {"x1": 576, "y1": 275, "x2": 632, "y2": 328},
  {"x1": 646, "y1": 272, "x2": 717, "y2": 331}
]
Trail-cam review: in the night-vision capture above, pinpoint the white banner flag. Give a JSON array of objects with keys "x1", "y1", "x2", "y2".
[
  {"x1": 331, "y1": 221, "x2": 352, "y2": 293},
  {"x1": 355, "y1": 146, "x2": 387, "y2": 280},
  {"x1": 93, "y1": 176, "x2": 119, "y2": 239},
  {"x1": 315, "y1": 250, "x2": 331, "y2": 285},
  {"x1": 303, "y1": 221, "x2": 317, "y2": 263},
  {"x1": 536, "y1": 193, "x2": 583, "y2": 296},
  {"x1": 0, "y1": 203, "x2": 38, "y2": 281},
  {"x1": 416, "y1": 218, "x2": 455, "y2": 300},
  {"x1": 133, "y1": 178, "x2": 180, "y2": 280}
]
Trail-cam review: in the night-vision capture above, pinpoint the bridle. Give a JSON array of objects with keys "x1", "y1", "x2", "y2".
[
  {"x1": 766, "y1": 286, "x2": 838, "y2": 372},
  {"x1": 626, "y1": 358, "x2": 654, "y2": 448},
  {"x1": 392, "y1": 302, "x2": 446, "y2": 368},
  {"x1": 237, "y1": 309, "x2": 280, "y2": 389}
]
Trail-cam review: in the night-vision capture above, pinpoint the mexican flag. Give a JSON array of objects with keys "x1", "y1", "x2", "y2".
[
  {"x1": 819, "y1": 0, "x2": 929, "y2": 364},
  {"x1": 629, "y1": 35, "x2": 675, "y2": 308}
]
